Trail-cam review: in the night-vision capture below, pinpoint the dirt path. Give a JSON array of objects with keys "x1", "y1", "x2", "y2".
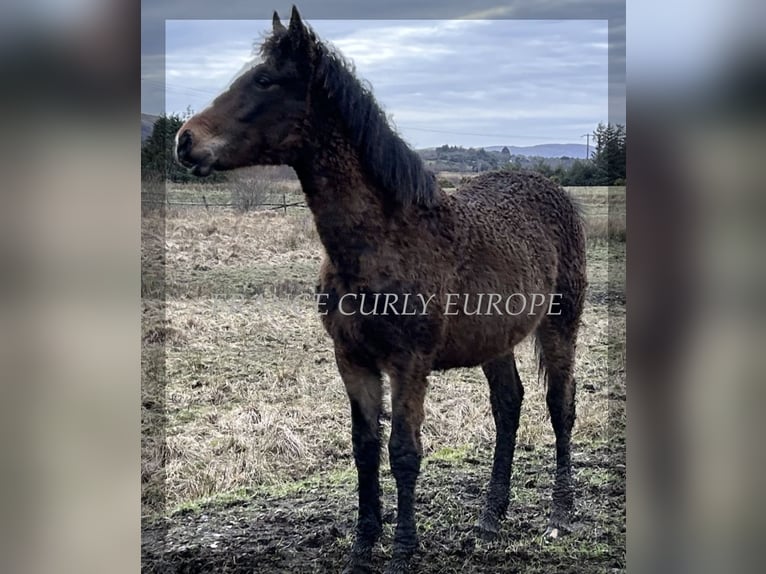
[{"x1": 142, "y1": 440, "x2": 624, "y2": 574}]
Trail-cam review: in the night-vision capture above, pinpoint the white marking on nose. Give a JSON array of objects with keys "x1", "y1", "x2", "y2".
[{"x1": 174, "y1": 130, "x2": 181, "y2": 162}]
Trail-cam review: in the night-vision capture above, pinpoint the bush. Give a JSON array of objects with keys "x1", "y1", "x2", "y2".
[{"x1": 231, "y1": 176, "x2": 273, "y2": 212}]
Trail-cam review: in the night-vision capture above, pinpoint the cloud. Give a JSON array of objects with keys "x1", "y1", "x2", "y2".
[
  {"x1": 154, "y1": 18, "x2": 611, "y2": 148},
  {"x1": 326, "y1": 19, "x2": 490, "y2": 68},
  {"x1": 165, "y1": 46, "x2": 256, "y2": 84}
]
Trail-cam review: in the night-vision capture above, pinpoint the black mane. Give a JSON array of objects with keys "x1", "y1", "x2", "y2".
[{"x1": 261, "y1": 26, "x2": 439, "y2": 208}]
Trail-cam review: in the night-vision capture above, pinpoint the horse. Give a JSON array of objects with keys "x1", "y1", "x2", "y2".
[{"x1": 175, "y1": 7, "x2": 587, "y2": 573}]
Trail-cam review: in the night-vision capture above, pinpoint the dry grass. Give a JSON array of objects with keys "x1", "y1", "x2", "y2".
[
  {"x1": 568, "y1": 186, "x2": 626, "y2": 243},
  {"x1": 584, "y1": 209, "x2": 626, "y2": 243},
  {"x1": 142, "y1": 183, "x2": 625, "y2": 513}
]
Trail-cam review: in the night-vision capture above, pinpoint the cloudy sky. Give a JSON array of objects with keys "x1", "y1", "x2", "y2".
[{"x1": 156, "y1": 18, "x2": 608, "y2": 149}]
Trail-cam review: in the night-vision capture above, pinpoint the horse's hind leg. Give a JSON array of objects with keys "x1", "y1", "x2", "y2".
[
  {"x1": 537, "y1": 313, "x2": 580, "y2": 537},
  {"x1": 476, "y1": 352, "x2": 524, "y2": 540}
]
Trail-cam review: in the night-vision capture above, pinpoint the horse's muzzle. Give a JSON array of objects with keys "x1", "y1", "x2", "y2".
[
  {"x1": 175, "y1": 129, "x2": 194, "y2": 166},
  {"x1": 175, "y1": 128, "x2": 214, "y2": 176}
]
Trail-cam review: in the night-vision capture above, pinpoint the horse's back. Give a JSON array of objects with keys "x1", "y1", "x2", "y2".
[
  {"x1": 435, "y1": 169, "x2": 587, "y2": 366},
  {"x1": 454, "y1": 170, "x2": 581, "y2": 226},
  {"x1": 451, "y1": 170, "x2": 586, "y2": 276}
]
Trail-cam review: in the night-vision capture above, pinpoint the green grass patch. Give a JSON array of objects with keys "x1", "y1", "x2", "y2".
[
  {"x1": 169, "y1": 465, "x2": 357, "y2": 517},
  {"x1": 427, "y1": 445, "x2": 471, "y2": 464}
]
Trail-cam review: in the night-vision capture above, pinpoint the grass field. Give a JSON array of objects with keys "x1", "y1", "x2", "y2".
[{"x1": 142, "y1": 181, "x2": 625, "y2": 573}]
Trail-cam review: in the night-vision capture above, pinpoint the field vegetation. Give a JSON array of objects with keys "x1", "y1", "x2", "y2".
[{"x1": 142, "y1": 176, "x2": 625, "y2": 573}]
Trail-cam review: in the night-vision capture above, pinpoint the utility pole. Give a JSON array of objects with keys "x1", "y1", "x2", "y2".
[{"x1": 581, "y1": 133, "x2": 590, "y2": 160}]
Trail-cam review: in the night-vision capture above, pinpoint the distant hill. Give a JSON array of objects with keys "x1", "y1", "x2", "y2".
[
  {"x1": 141, "y1": 113, "x2": 160, "y2": 143},
  {"x1": 417, "y1": 144, "x2": 584, "y2": 174},
  {"x1": 140, "y1": 113, "x2": 588, "y2": 163},
  {"x1": 483, "y1": 144, "x2": 588, "y2": 159}
]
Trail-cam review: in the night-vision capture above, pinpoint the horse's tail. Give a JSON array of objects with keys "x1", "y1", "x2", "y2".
[
  {"x1": 535, "y1": 184, "x2": 587, "y2": 387},
  {"x1": 534, "y1": 333, "x2": 547, "y2": 385}
]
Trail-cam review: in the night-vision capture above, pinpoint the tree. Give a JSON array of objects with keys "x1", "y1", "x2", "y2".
[
  {"x1": 560, "y1": 159, "x2": 599, "y2": 186},
  {"x1": 531, "y1": 157, "x2": 553, "y2": 177},
  {"x1": 141, "y1": 114, "x2": 225, "y2": 183},
  {"x1": 591, "y1": 123, "x2": 626, "y2": 185}
]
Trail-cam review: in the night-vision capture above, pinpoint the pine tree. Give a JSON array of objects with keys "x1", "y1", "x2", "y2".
[{"x1": 591, "y1": 123, "x2": 626, "y2": 185}]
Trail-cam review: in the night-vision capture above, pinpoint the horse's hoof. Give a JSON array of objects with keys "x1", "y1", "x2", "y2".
[
  {"x1": 476, "y1": 525, "x2": 499, "y2": 541},
  {"x1": 384, "y1": 556, "x2": 412, "y2": 574},
  {"x1": 544, "y1": 525, "x2": 561, "y2": 539},
  {"x1": 342, "y1": 562, "x2": 373, "y2": 574},
  {"x1": 544, "y1": 502, "x2": 576, "y2": 540},
  {"x1": 342, "y1": 548, "x2": 374, "y2": 574},
  {"x1": 475, "y1": 514, "x2": 501, "y2": 541},
  {"x1": 475, "y1": 522, "x2": 500, "y2": 541},
  {"x1": 544, "y1": 518, "x2": 573, "y2": 539}
]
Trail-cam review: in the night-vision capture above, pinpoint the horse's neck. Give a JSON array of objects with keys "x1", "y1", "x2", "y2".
[{"x1": 294, "y1": 150, "x2": 390, "y2": 265}]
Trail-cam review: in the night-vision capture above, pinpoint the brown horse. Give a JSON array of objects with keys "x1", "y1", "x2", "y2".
[{"x1": 176, "y1": 7, "x2": 586, "y2": 574}]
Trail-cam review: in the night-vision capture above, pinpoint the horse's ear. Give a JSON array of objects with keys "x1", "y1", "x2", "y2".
[
  {"x1": 287, "y1": 6, "x2": 311, "y2": 52},
  {"x1": 272, "y1": 11, "x2": 285, "y2": 33},
  {"x1": 288, "y1": 5, "x2": 304, "y2": 35}
]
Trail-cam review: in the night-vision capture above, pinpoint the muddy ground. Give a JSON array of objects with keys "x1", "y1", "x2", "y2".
[{"x1": 142, "y1": 430, "x2": 625, "y2": 574}]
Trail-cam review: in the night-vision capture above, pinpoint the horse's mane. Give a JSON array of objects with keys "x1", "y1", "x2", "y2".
[{"x1": 261, "y1": 26, "x2": 439, "y2": 208}]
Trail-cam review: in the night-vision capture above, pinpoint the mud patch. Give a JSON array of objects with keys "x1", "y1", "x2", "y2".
[{"x1": 142, "y1": 442, "x2": 624, "y2": 573}]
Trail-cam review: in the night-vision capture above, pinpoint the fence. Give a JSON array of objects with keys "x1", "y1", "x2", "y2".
[{"x1": 141, "y1": 193, "x2": 308, "y2": 213}]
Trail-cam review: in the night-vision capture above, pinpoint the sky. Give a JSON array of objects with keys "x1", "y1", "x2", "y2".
[{"x1": 147, "y1": 12, "x2": 614, "y2": 149}]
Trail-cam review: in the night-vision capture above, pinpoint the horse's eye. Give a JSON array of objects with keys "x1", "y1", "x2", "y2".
[{"x1": 254, "y1": 74, "x2": 272, "y2": 88}]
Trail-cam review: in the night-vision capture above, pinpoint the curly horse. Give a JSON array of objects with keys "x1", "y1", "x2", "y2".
[{"x1": 175, "y1": 7, "x2": 587, "y2": 573}]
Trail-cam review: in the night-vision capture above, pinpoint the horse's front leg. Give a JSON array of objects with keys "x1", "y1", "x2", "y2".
[
  {"x1": 386, "y1": 365, "x2": 428, "y2": 574},
  {"x1": 337, "y1": 349, "x2": 384, "y2": 574}
]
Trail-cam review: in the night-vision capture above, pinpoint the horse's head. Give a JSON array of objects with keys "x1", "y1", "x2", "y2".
[{"x1": 175, "y1": 6, "x2": 314, "y2": 176}]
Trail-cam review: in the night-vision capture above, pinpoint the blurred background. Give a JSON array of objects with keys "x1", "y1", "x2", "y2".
[
  {"x1": 0, "y1": 0, "x2": 763, "y2": 572},
  {"x1": 628, "y1": 1, "x2": 765, "y2": 573}
]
